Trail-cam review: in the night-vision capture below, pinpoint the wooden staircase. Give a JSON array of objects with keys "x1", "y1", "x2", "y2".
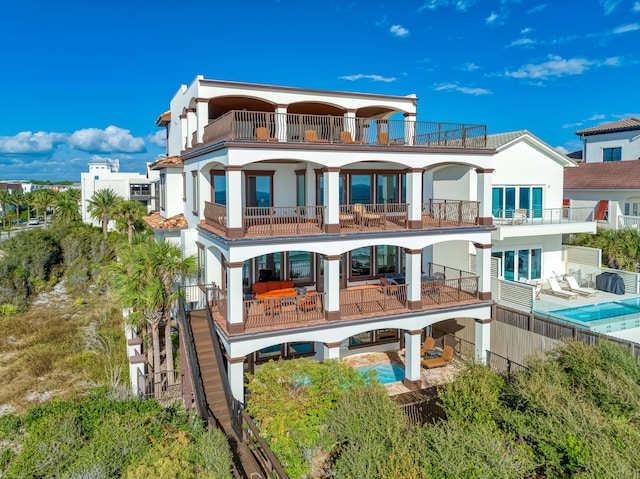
[{"x1": 187, "y1": 310, "x2": 264, "y2": 478}]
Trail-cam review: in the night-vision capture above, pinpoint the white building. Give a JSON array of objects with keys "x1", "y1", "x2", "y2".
[
  {"x1": 148, "y1": 76, "x2": 597, "y2": 404},
  {"x1": 565, "y1": 118, "x2": 640, "y2": 230},
  {"x1": 80, "y1": 157, "x2": 158, "y2": 227}
]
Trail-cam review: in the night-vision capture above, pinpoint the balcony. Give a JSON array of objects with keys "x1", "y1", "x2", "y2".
[
  {"x1": 491, "y1": 207, "x2": 596, "y2": 240},
  {"x1": 202, "y1": 199, "x2": 480, "y2": 240},
  {"x1": 618, "y1": 215, "x2": 640, "y2": 230},
  {"x1": 184, "y1": 264, "x2": 483, "y2": 336},
  {"x1": 190, "y1": 110, "x2": 487, "y2": 150}
]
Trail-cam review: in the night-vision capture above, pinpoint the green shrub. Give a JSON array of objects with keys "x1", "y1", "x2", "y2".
[
  {"x1": 0, "y1": 304, "x2": 18, "y2": 316},
  {"x1": 0, "y1": 414, "x2": 22, "y2": 440}
]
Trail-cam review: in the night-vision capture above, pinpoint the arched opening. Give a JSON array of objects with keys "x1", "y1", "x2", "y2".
[{"x1": 208, "y1": 96, "x2": 275, "y2": 120}]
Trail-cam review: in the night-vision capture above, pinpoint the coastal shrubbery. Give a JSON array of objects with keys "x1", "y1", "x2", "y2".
[{"x1": 247, "y1": 340, "x2": 640, "y2": 478}]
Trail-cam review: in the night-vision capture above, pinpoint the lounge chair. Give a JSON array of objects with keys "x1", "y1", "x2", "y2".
[
  {"x1": 352, "y1": 203, "x2": 384, "y2": 228},
  {"x1": 255, "y1": 127, "x2": 278, "y2": 142},
  {"x1": 511, "y1": 209, "x2": 528, "y2": 225},
  {"x1": 420, "y1": 336, "x2": 435, "y2": 356},
  {"x1": 421, "y1": 345, "x2": 454, "y2": 369},
  {"x1": 304, "y1": 130, "x2": 328, "y2": 143},
  {"x1": 340, "y1": 131, "x2": 363, "y2": 144},
  {"x1": 377, "y1": 132, "x2": 404, "y2": 146},
  {"x1": 534, "y1": 282, "x2": 542, "y2": 300},
  {"x1": 566, "y1": 275, "x2": 598, "y2": 297},
  {"x1": 547, "y1": 277, "x2": 578, "y2": 300}
]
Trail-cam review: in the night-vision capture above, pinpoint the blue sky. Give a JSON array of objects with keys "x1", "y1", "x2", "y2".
[{"x1": 1, "y1": 0, "x2": 639, "y2": 181}]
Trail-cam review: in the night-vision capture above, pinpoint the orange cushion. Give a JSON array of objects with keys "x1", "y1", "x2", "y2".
[
  {"x1": 281, "y1": 280, "x2": 294, "y2": 289},
  {"x1": 253, "y1": 282, "x2": 269, "y2": 295},
  {"x1": 267, "y1": 281, "x2": 282, "y2": 292}
]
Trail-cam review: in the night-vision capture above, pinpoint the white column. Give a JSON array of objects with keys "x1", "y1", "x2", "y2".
[
  {"x1": 406, "y1": 168, "x2": 423, "y2": 229},
  {"x1": 323, "y1": 341, "x2": 341, "y2": 361},
  {"x1": 275, "y1": 105, "x2": 288, "y2": 142},
  {"x1": 196, "y1": 98, "x2": 208, "y2": 145},
  {"x1": 323, "y1": 255, "x2": 341, "y2": 321},
  {"x1": 474, "y1": 319, "x2": 491, "y2": 364},
  {"x1": 475, "y1": 168, "x2": 494, "y2": 224},
  {"x1": 474, "y1": 243, "x2": 492, "y2": 300},
  {"x1": 180, "y1": 114, "x2": 187, "y2": 151},
  {"x1": 343, "y1": 110, "x2": 356, "y2": 138},
  {"x1": 225, "y1": 167, "x2": 243, "y2": 232},
  {"x1": 186, "y1": 108, "x2": 196, "y2": 149},
  {"x1": 404, "y1": 113, "x2": 416, "y2": 146},
  {"x1": 228, "y1": 358, "x2": 245, "y2": 403},
  {"x1": 226, "y1": 262, "x2": 244, "y2": 331},
  {"x1": 406, "y1": 249, "x2": 422, "y2": 309},
  {"x1": 404, "y1": 330, "x2": 422, "y2": 388},
  {"x1": 323, "y1": 168, "x2": 340, "y2": 233}
]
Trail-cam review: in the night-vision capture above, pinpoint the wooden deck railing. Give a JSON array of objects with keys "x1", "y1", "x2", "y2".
[
  {"x1": 198, "y1": 110, "x2": 487, "y2": 148},
  {"x1": 339, "y1": 203, "x2": 408, "y2": 230},
  {"x1": 421, "y1": 200, "x2": 479, "y2": 226},
  {"x1": 244, "y1": 293, "x2": 325, "y2": 329},
  {"x1": 243, "y1": 206, "x2": 324, "y2": 236},
  {"x1": 339, "y1": 284, "x2": 407, "y2": 315}
]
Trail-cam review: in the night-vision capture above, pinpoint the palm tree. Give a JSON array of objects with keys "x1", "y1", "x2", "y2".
[
  {"x1": 54, "y1": 190, "x2": 81, "y2": 223},
  {"x1": 87, "y1": 189, "x2": 122, "y2": 255},
  {"x1": 33, "y1": 189, "x2": 57, "y2": 224},
  {"x1": 23, "y1": 191, "x2": 36, "y2": 220},
  {"x1": 0, "y1": 190, "x2": 11, "y2": 229},
  {"x1": 109, "y1": 239, "x2": 196, "y2": 393},
  {"x1": 115, "y1": 200, "x2": 148, "y2": 246},
  {"x1": 11, "y1": 191, "x2": 23, "y2": 224}
]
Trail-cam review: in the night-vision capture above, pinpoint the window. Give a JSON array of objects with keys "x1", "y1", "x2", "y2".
[
  {"x1": 130, "y1": 184, "x2": 150, "y2": 197},
  {"x1": 196, "y1": 243, "x2": 205, "y2": 283},
  {"x1": 350, "y1": 246, "x2": 402, "y2": 279},
  {"x1": 349, "y1": 329, "x2": 400, "y2": 348},
  {"x1": 289, "y1": 251, "x2": 312, "y2": 283},
  {"x1": 603, "y1": 147, "x2": 621, "y2": 162},
  {"x1": 492, "y1": 248, "x2": 542, "y2": 282},
  {"x1": 316, "y1": 171, "x2": 405, "y2": 207},
  {"x1": 492, "y1": 186, "x2": 543, "y2": 218},
  {"x1": 210, "y1": 171, "x2": 226, "y2": 205},
  {"x1": 181, "y1": 173, "x2": 186, "y2": 202},
  {"x1": 351, "y1": 247, "x2": 371, "y2": 277},
  {"x1": 254, "y1": 342, "x2": 315, "y2": 363},
  {"x1": 191, "y1": 170, "x2": 199, "y2": 215},
  {"x1": 245, "y1": 171, "x2": 273, "y2": 208},
  {"x1": 159, "y1": 173, "x2": 166, "y2": 210},
  {"x1": 295, "y1": 170, "x2": 306, "y2": 207},
  {"x1": 376, "y1": 246, "x2": 397, "y2": 275},
  {"x1": 624, "y1": 201, "x2": 640, "y2": 217}
]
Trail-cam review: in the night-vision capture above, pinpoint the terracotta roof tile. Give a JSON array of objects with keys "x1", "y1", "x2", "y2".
[
  {"x1": 575, "y1": 118, "x2": 640, "y2": 136},
  {"x1": 149, "y1": 156, "x2": 183, "y2": 169},
  {"x1": 564, "y1": 159, "x2": 640, "y2": 189},
  {"x1": 143, "y1": 212, "x2": 188, "y2": 230}
]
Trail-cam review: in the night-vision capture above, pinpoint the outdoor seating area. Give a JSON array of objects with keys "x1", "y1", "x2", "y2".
[{"x1": 421, "y1": 345, "x2": 454, "y2": 369}]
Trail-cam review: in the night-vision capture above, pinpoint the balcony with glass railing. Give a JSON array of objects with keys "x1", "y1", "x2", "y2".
[
  {"x1": 493, "y1": 207, "x2": 595, "y2": 226},
  {"x1": 188, "y1": 110, "x2": 487, "y2": 150}
]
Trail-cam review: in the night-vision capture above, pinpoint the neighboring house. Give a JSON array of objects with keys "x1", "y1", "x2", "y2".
[
  {"x1": 148, "y1": 76, "x2": 596, "y2": 404},
  {"x1": 564, "y1": 118, "x2": 640, "y2": 230},
  {"x1": 80, "y1": 157, "x2": 158, "y2": 228}
]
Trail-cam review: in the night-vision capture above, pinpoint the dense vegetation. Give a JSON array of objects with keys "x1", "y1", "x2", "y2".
[
  {"x1": 0, "y1": 388, "x2": 231, "y2": 479},
  {"x1": 248, "y1": 340, "x2": 640, "y2": 478},
  {"x1": 570, "y1": 229, "x2": 640, "y2": 271},
  {"x1": 0, "y1": 190, "x2": 233, "y2": 478}
]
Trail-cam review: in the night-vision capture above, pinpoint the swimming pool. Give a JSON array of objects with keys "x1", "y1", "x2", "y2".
[
  {"x1": 356, "y1": 362, "x2": 405, "y2": 384},
  {"x1": 547, "y1": 297, "x2": 640, "y2": 333}
]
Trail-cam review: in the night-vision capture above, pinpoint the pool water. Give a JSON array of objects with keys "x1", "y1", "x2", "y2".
[
  {"x1": 357, "y1": 363, "x2": 405, "y2": 384},
  {"x1": 547, "y1": 297, "x2": 640, "y2": 333}
]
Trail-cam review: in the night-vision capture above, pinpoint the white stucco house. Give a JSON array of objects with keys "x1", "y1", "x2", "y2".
[
  {"x1": 565, "y1": 118, "x2": 640, "y2": 230},
  {"x1": 147, "y1": 76, "x2": 597, "y2": 404},
  {"x1": 80, "y1": 157, "x2": 158, "y2": 228}
]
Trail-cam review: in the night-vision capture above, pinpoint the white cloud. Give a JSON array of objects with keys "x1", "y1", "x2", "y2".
[
  {"x1": 147, "y1": 130, "x2": 166, "y2": 147},
  {"x1": 521, "y1": 27, "x2": 535, "y2": 34},
  {"x1": 588, "y1": 114, "x2": 606, "y2": 121},
  {"x1": 562, "y1": 122, "x2": 584, "y2": 129},
  {"x1": 339, "y1": 74, "x2": 397, "y2": 82},
  {"x1": 600, "y1": 0, "x2": 624, "y2": 15},
  {"x1": 390, "y1": 24, "x2": 410, "y2": 37},
  {"x1": 486, "y1": 11, "x2": 499, "y2": 24},
  {"x1": 612, "y1": 112, "x2": 640, "y2": 119},
  {"x1": 434, "y1": 82, "x2": 492, "y2": 95},
  {"x1": 506, "y1": 37, "x2": 537, "y2": 47},
  {"x1": 505, "y1": 54, "x2": 621, "y2": 80},
  {"x1": 634, "y1": 2, "x2": 640, "y2": 12},
  {"x1": 418, "y1": 0, "x2": 476, "y2": 12},
  {"x1": 555, "y1": 145, "x2": 569, "y2": 154},
  {"x1": 527, "y1": 4, "x2": 547, "y2": 13},
  {"x1": 459, "y1": 62, "x2": 480, "y2": 71},
  {"x1": 68, "y1": 126, "x2": 146, "y2": 153},
  {"x1": 613, "y1": 23, "x2": 640, "y2": 34},
  {"x1": 0, "y1": 131, "x2": 66, "y2": 154}
]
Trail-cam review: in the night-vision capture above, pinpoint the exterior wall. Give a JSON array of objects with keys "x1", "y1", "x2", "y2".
[
  {"x1": 432, "y1": 241, "x2": 475, "y2": 272},
  {"x1": 492, "y1": 234, "x2": 563, "y2": 281},
  {"x1": 162, "y1": 169, "x2": 185, "y2": 218},
  {"x1": 432, "y1": 165, "x2": 474, "y2": 200},
  {"x1": 583, "y1": 130, "x2": 640, "y2": 163},
  {"x1": 565, "y1": 188, "x2": 639, "y2": 230}
]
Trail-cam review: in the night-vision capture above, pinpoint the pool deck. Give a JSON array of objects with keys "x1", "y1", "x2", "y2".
[
  {"x1": 342, "y1": 350, "x2": 458, "y2": 396},
  {"x1": 534, "y1": 288, "x2": 640, "y2": 314}
]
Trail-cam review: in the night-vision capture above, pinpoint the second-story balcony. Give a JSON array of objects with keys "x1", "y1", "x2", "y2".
[
  {"x1": 185, "y1": 263, "x2": 482, "y2": 337},
  {"x1": 191, "y1": 110, "x2": 487, "y2": 150},
  {"x1": 202, "y1": 199, "x2": 481, "y2": 239},
  {"x1": 491, "y1": 207, "x2": 596, "y2": 240}
]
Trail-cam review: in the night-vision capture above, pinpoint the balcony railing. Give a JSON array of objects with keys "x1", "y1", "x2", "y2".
[
  {"x1": 493, "y1": 207, "x2": 595, "y2": 226},
  {"x1": 619, "y1": 215, "x2": 640, "y2": 230},
  {"x1": 421, "y1": 200, "x2": 480, "y2": 227},
  {"x1": 203, "y1": 200, "x2": 485, "y2": 239},
  {"x1": 340, "y1": 284, "x2": 408, "y2": 315},
  {"x1": 198, "y1": 110, "x2": 487, "y2": 149},
  {"x1": 244, "y1": 293, "x2": 325, "y2": 329}
]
